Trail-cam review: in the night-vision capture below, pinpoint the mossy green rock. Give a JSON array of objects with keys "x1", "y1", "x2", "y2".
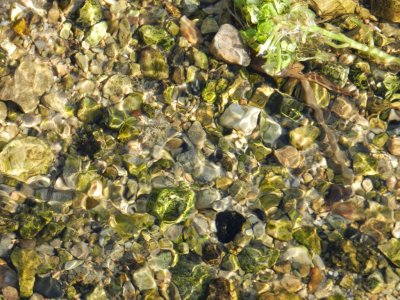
[
  {"x1": 139, "y1": 48, "x2": 169, "y2": 80},
  {"x1": 77, "y1": 97, "x2": 102, "y2": 123},
  {"x1": 293, "y1": 227, "x2": 321, "y2": 255},
  {"x1": 11, "y1": 248, "x2": 41, "y2": 298},
  {"x1": 193, "y1": 50, "x2": 208, "y2": 70},
  {"x1": 202, "y1": 80, "x2": 217, "y2": 103},
  {"x1": 38, "y1": 221, "x2": 65, "y2": 243},
  {"x1": 78, "y1": 0, "x2": 103, "y2": 27},
  {"x1": 171, "y1": 254, "x2": 214, "y2": 299},
  {"x1": 321, "y1": 63, "x2": 349, "y2": 88},
  {"x1": 238, "y1": 244, "x2": 280, "y2": 273},
  {"x1": 148, "y1": 187, "x2": 195, "y2": 224},
  {"x1": 378, "y1": 238, "x2": 400, "y2": 267},
  {"x1": 0, "y1": 216, "x2": 18, "y2": 234},
  {"x1": 364, "y1": 271, "x2": 385, "y2": 294},
  {"x1": 353, "y1": 153, "x2": 378, "y2": 176},
  {"x1": 139, "y1": 25, "x2": 174, "y2": 49},
  {"x1": 0, "y1": 137, "x2": 54, "y2": 181},
  {"x1": 18, "y1": 214, "x2": 48, "y2": 239},
  {"x1": 110, "y1": 212, "x2": 155, "y2": 238},
  {"x1": 267, "y1": 219, "x2": 293, "y2": 241}
]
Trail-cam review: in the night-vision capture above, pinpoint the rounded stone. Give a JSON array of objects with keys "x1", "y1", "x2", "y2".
[{"x1": 210, "y1": 24, "x2": 251, "y2": 66}]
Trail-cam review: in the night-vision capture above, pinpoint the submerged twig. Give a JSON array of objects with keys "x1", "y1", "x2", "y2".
[{"x1": 281, "y1": 64, "x2": 355, "y2": 184}]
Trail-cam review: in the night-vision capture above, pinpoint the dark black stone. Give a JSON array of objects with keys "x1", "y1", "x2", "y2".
[
  {"x1": 34, "y1": 276, "x2": 63, "y2": 298},
  {"x1": 215, "y1": 211, "x2": 246, "y2": 243},
  {"x1": 74, "y1": 129, "x2": 101, "y2": 159},
  {"x1": 325, "y1": 184, "x2": 352, "y2": 206}
]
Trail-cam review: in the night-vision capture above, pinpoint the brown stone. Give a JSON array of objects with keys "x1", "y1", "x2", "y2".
[
  {"x1": 180, "y1": 16, "x2": 203, "y2": 46},
  {"x1": 388, "y1": 136, "x2": 400, "y2": 156},
  {"x1": 210, "y1": 24, "x2": 251, "y2": 67},
  {"x1": 371, "y1": 0, "x2": 400, "y2": 23},
  {"x1": 274, "y1": 146, "x2": 304, "y2": 169}
]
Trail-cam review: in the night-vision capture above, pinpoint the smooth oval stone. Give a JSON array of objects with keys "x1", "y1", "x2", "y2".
[{"x1": 210, "y1": 24, "x2": 251, "y2": 66}]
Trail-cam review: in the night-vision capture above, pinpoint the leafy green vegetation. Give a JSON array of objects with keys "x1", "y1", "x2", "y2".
[{"x1": 234, "y1": 0, "x2": 400, "y2": 75}]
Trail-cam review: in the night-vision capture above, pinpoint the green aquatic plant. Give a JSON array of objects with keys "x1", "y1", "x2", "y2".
[{"x1": 234, "y1": 0, "x2": 400, "y2": 75}]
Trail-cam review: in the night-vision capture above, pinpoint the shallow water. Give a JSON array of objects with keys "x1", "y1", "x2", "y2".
[{"x1": 0, "y1": 0, "x2": 400, "y2": 299}]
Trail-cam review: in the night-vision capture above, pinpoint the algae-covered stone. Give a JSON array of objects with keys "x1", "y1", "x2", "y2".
[
  {"x1": 78, "y1": 0, "x2": 103, "y2": 27},
  {"x1": 18, "y1": 214, "x2": 48, "y2": 239},
  {"x1": 139, "y1": 48, "x2": 169, "y2": 80},
  {"x1": 201, "y1": 17, "x2": 219, "y2": 34},
  {"x1": 207, "y1": 278, "x2": 238, "y2": 300},
  {"x1": 353, "y1": 153, "x2": 378, "y2": 176},
  {"x1": 110, "y1": 212, "x2": 155, "y2": 238},
  {"x1": 238, "y1": 243, "x2": 280, "y2": 273},
  {"x1": 0, "y1": 137, "x2": 54, "y2": 181},
  {"x1": 148, "y1": 187, "x2": 195, "y2": 224},
  {"x1": 10, "y1": 248, "x2": 41, "y2": 298},
  {"x1": 249, "y1": 84, "x2": 275, "y2": 108},
  {"x1": 364, "y1": 271, "x2": 385, "y2": 294},
  {"x1": 293, "y1": 227, "x2": 321, "y2": 255},
  {"x1": 378, "y1": 238, "x2": 400, "y2": 267},
  {"x1": 301, "y1": 82, "x2": 330, "y2": 108},
  {"x1": 267, "y1": 219, "x2": 293, "y2": 241},
  {"x1": 193, "y1": 49, "x2": 208, "y2": 70},
  {"x1": 248, "y1": 142, "x2": 272, "y2": 161},
  {"x1": 202, "y1": 80, "x2": 217, "y2": 103},
  {"x1": 139, "y1": 25, "x2": 174, "y2": 49},
  {"x1": 289, "y1": 125, "x2": 320, "y2": 150},
  {"x1": 77, "y1": 97, "x2": 102, "y2": 123},
  {"x1": 171, "y1": 254, "x2": 214, "y2": 299},
  {"x1": 321, "y1": 63, "x2": 349, "y2": 88}
]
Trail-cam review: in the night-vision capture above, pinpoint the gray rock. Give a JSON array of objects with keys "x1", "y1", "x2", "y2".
[
  {"x1": 42, "y1": 92, "x2": 67, "y2": 113},
  {"x1": 0, "y1": 264, "x2": 17, "y2": 288},
  {"x1": 103, "y1": 75, "x2": 133, "y2": 103},
  {"x1": 210, "y1": 24, "x2": 251, "y2": 66},
  {"x1": 70, "y1": 242, "x2": 89, "y2": 259},
  {"x1": 201, "y1": 17, "x2": 219, "y2": 34},
  {"x1": 188, "y1": 121, "x2": 207, "y2": 149},
  {"x1": 196, "y1": 188, "x2": 221, "y2": 209},
  {"x1": 0, "y1": 56, "x2": 53, "y2": 112},
  {"x1": 34, "y1": 276, "x2": 63, "y2": 298}
]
